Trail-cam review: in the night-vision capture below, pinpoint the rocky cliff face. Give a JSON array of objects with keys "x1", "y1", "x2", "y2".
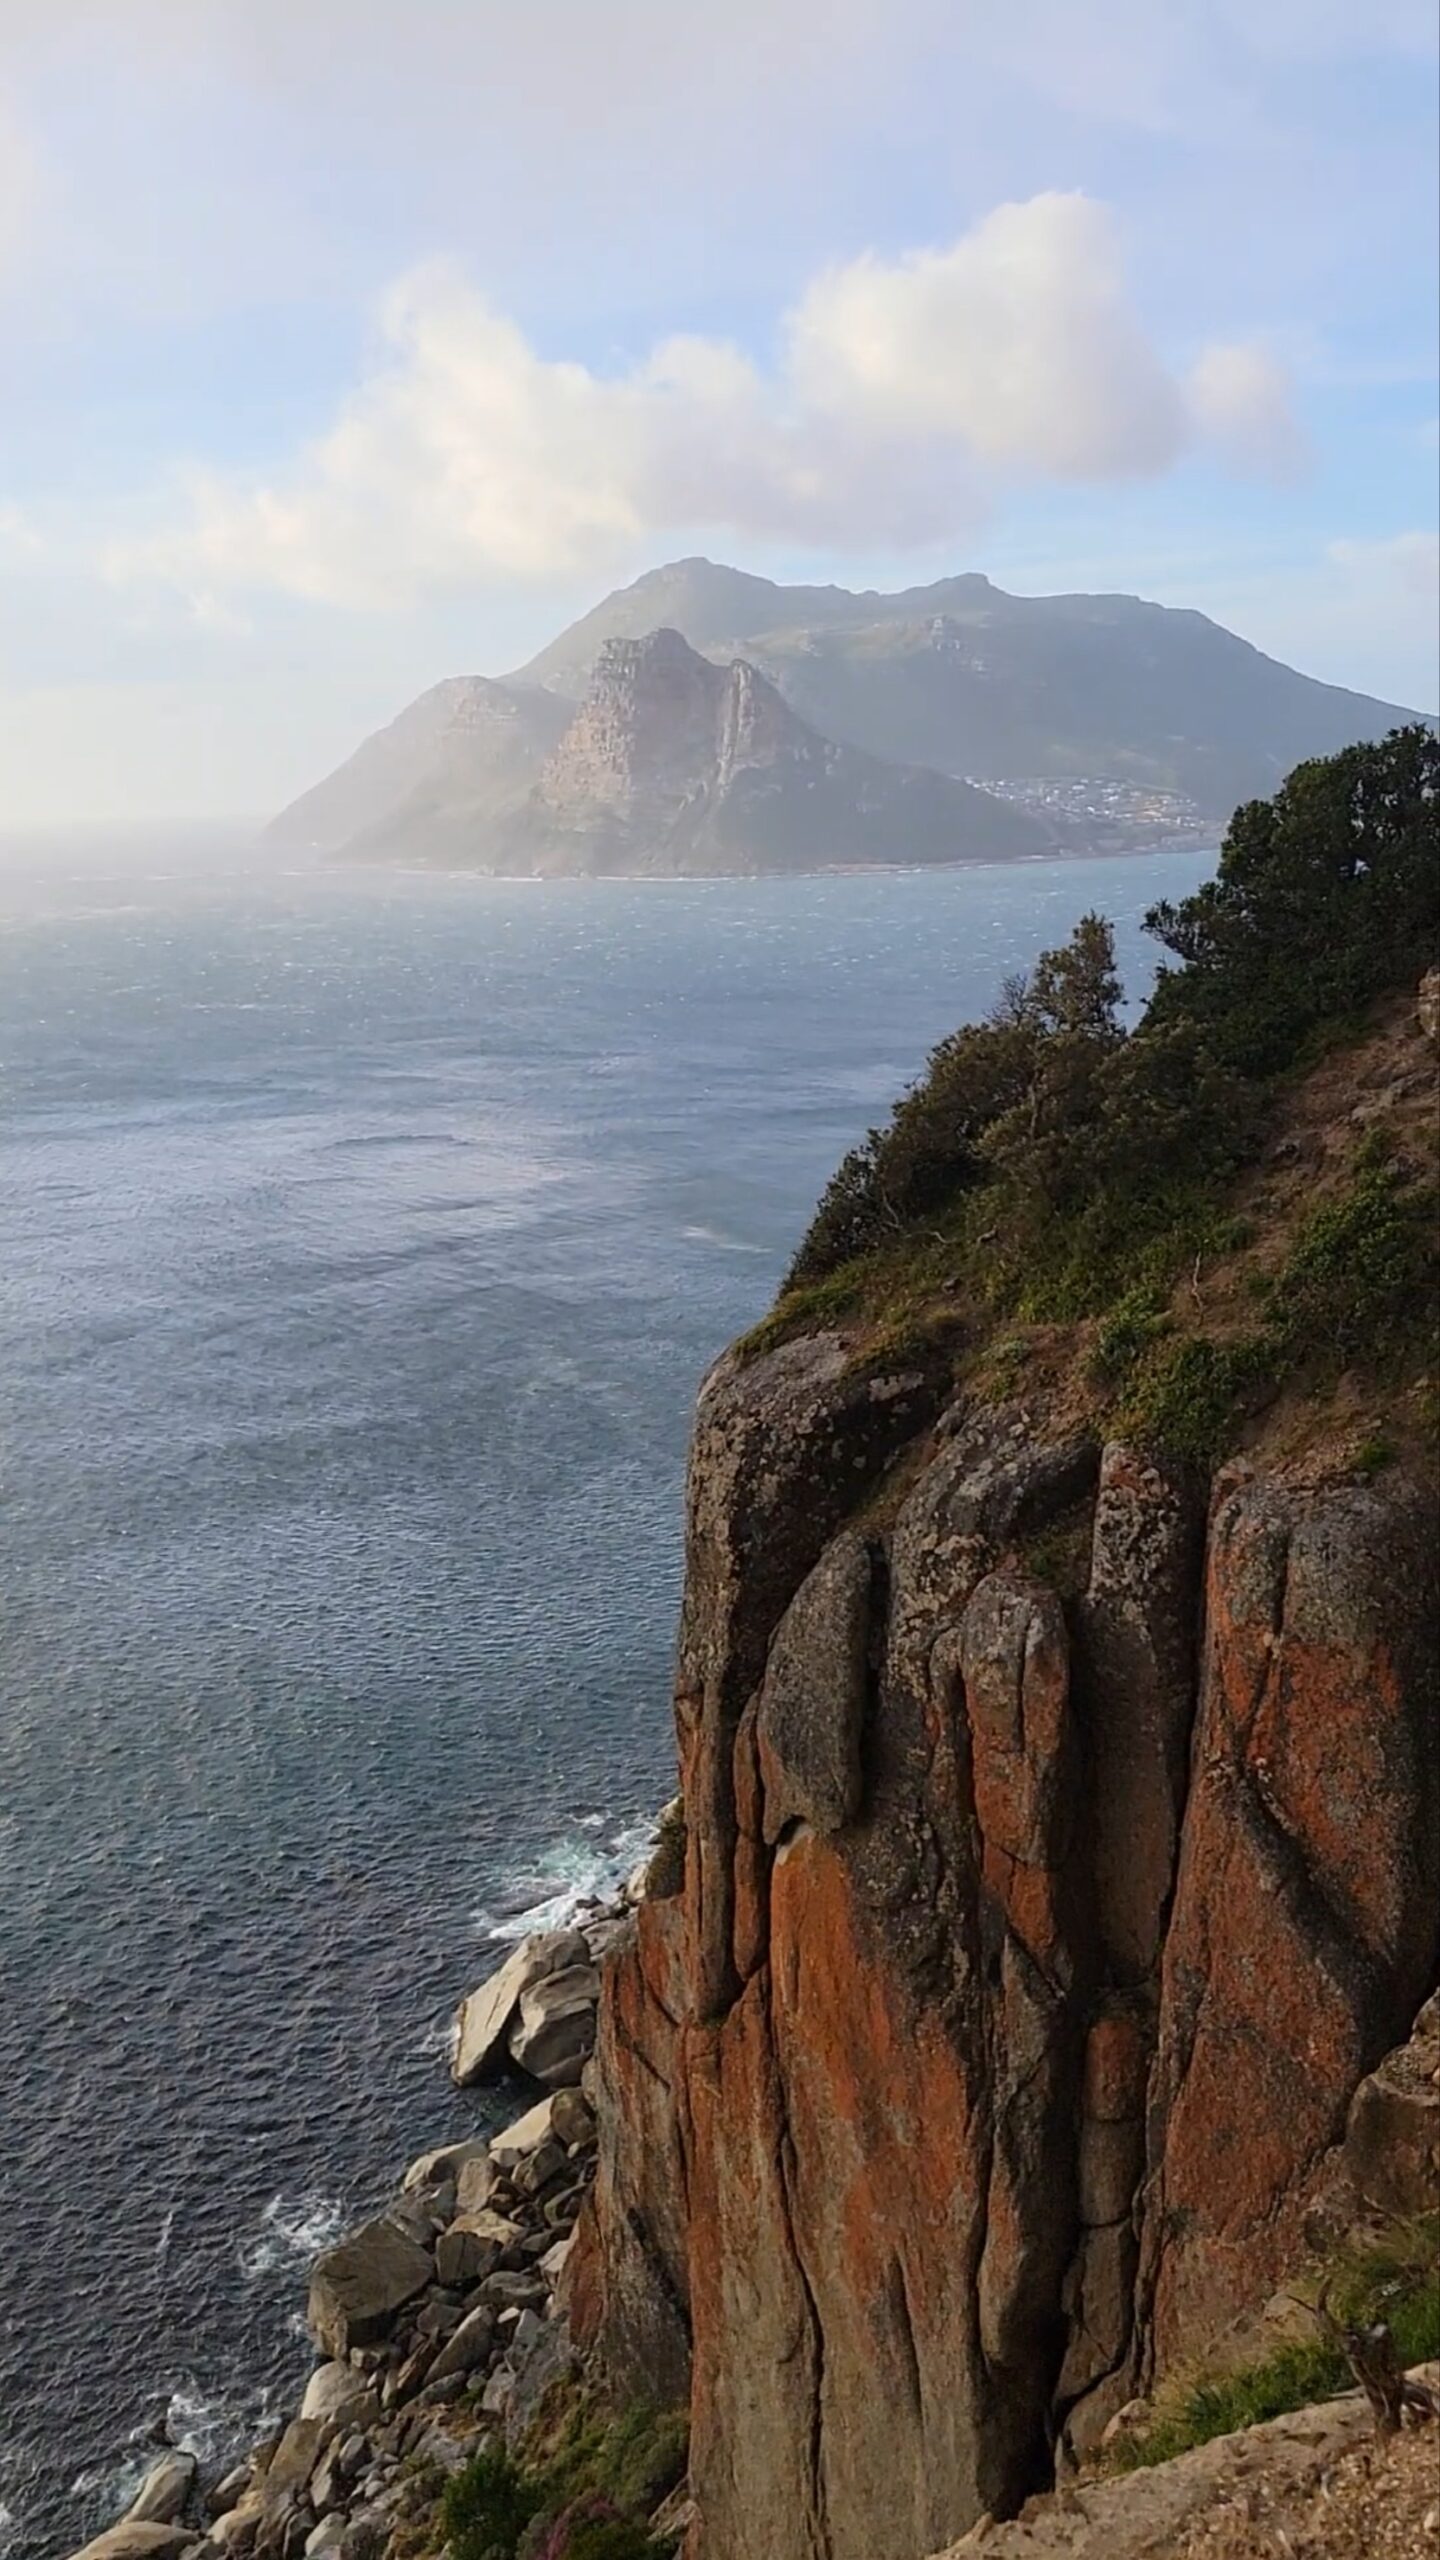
[
  {"x1": 566, "y1": 1342, "x2": 1439, "y2": 2560},
  {"x1": 499, "y1": 629, "x2": 1043, "y2": 874}
]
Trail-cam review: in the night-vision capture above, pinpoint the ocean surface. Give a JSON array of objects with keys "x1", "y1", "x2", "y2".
[{"x1": 0, "y1": 839, "x2": 1214, "y2": 2557}]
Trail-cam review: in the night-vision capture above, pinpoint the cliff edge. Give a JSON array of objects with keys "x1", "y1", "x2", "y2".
[{"x1": 566, "y1": 733, "x2": 1440, "y2": 2559}]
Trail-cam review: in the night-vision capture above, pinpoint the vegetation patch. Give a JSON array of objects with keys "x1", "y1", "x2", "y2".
[
  {"x1": 438, "y1": 2389, "x2": 687, "y2": 2560},
  {"x1": 1111, "y1": 2216, "x2": 1440, "y2": 2473},
  {"x1": 750, "y1": 730, "x2": 1438, "y2": 1473}
]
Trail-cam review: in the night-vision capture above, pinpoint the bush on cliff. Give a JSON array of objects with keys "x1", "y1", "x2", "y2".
[
  {"x1": 788, "y1": 726, "x2": 1438, "y2": 1302},
  {"x1": 442, "y1": 2446, "x2": 543, "y2": 2560},
  {"x1": 769, "y1": 729, "x2": 1439, "y2": 1460}
]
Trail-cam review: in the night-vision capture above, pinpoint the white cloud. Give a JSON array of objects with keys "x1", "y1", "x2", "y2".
[
  {"x1": 111, "y1": 193, "x2": 1303, "y2": 611},
  {"x1": 1187, "y1": 341, "x2": 1308, "y2": 480},
  {"x1": 787, "y1": 196, "x2": 1185, "y2": 476},
  {"x1": 0, "y1": 502, "x2": 42, "y2": 555}
]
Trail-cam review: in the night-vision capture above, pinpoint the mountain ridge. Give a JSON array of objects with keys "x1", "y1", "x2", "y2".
[{"x1": 270, "y1": 556, "x2": 1429, "y2": 865}]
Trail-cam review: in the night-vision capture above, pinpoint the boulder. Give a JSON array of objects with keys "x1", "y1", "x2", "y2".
[
  {"x1": 511, "y1": 2138, "x2": 568, "y2": 2198},
  {"x1": 209, "y1": 2507, "x2": 261, "y2": 2555},
  {"x1": 489, "y1": 2095, "x2": 563, "y2": 2170},
  {"x1": 400, "y1": 2137, "x2": 492, "y2": 2194},
  {"x1": 263, "y1": 2416, "x2": 328, "y2": 2503},
  {"x1": 434, "y1": 2209, "x2": 523, "y2": 2288},
  {"x1": 65, "y1": 2531, "x2": 194, "y2": 2560},
  {"x1": 550, "y1": 2088, "x2": 596, "y2": 2152},
  {"x1": 307, "y1": 2219, "x2": 434, "y2": 2359},
  {"x1": 1345, "y1": 1990, "x2": 1440, "y2": 2218},
  {"x1": 454, "y1": 2150, "x2": 500, "y2": 2214},
  {"x1": 452, "y1": 1928, "x2": 591, "y2": 2085},
  {"x1": 504, "y1": 2320, "x2": 577, "y2": 2448},
  {"x1": 126, "y1": 2455, "x2": 197, "y2": 2526},
  {"x1": 539, "y1": 2231, "x2": 575, "y2": 2285},
  {"x1": 507, "y1": 1965, "x2": 601, "y2": 2088},
  {"x1": 426, "y1": 2302, "x2": 498, "y2": 2383},
  {"x1": 304, "y1": 2521, "x2": 347, "y2": 2558},
  {"x1": 298, "y1": 2364, "x2": 379, "y2": 2433}
]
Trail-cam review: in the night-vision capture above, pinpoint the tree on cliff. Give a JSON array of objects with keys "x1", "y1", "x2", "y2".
[
  {"x1": 788, "y1": 726, "x2": 1439, "y2": 1292},
  {"x1": 1146, "y1": 722, "x2": 1440, "y2": 1074}
]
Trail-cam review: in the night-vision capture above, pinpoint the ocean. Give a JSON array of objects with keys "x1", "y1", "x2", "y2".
[{"x1": 0, "y1": 838, "x2": 1214, "y2": 2556}]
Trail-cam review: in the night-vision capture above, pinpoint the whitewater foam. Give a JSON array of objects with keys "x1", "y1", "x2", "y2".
[
  {"x1": 237, "y1": 2193, "x2": 349, "y2": 2283},
  {"x1": 478, "y1": 1817, "x2": 655, "y2": 1943}
]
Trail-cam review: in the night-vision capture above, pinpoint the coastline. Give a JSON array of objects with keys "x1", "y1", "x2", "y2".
[{"x1": 65, "y1": 1821, "x2": 675, "y2": 2560}]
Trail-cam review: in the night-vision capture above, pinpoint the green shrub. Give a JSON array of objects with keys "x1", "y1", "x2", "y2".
[
  {"x1": 442, "y1": 2446, "x2": 544, "y2": 2560},
  {"x1": 562, "y1": 2522, "x2": 666, "y2": 2560},
  {"x1": 1091, "y1": 1284, "x2": 1171, "y2": 1387},
  {"x1": 1120, "y1": 1333, "x2": 1275, "y2": 1465},
  {"x1": 1264, "y1": 1158, "x2": 1437, "y2": 1364}
]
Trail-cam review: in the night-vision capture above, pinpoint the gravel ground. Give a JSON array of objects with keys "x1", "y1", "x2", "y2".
[{"x1": 1174, "y1": 2420, "x2": 1440, "y2": 2558}]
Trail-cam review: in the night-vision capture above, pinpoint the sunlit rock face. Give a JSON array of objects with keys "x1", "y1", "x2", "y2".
[{"x1": 567, "y1": 1350, "x2": 1439, "y2": 2560}]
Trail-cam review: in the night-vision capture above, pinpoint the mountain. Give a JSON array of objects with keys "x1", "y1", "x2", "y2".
[
  {"x1": 512, "y1": 557, "x2": 1427, "y2": 814},
  {"x1": 269, "y1": 557, "x2": 1429, "y2": 864},
  {"x1": 268, "y1": 674, "x2": 569, "y2": 855},
  {"x1": 274, "y1": 626, "x2": 1046, "y2": 872},
  {"x1": 490, "y1": 627, "x2": 1046, "y2": 874}
]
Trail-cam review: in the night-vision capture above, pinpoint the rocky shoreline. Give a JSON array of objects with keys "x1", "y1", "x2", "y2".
[{"x1": 71, "y1": 1812, "x2": 685, "y2": 2560}]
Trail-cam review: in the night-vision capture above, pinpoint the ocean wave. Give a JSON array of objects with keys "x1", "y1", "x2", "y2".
[
  {"x1": 69, "y1": 2371, "x2": 285, "y2": 2533},
  {"x1": 478, "y1": 1817, "x2": 655, "y2": 1943},
  {"x1": 237, "y1": 2191, "x2": 349, "y2": 2283},
  {"x1": 680, "y1": 1222, "x2": 767, "y2": 1254},
  {"x1": 410, "y1": 2011, "x2": 458, "y2": 2063},
  {"x1": 165, "y1": 2375, "x2": 284, "y2": 2468}
]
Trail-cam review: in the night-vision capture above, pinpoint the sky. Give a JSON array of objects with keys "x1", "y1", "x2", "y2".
[{"x1": 0, "y1": 0, "x2": 1436, "y2": 825}]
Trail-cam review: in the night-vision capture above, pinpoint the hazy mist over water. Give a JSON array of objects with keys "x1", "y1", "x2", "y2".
[{"x1": 0, "y1": 841, "x2": 1214, "y2": 2556}]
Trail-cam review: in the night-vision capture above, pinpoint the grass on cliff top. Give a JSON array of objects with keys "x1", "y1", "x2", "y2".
[
  {"x1": 1110, "y1": 2216, "x2": 1440, "y2": 2474},
  {"x1": 740, "y1": 729, "x2": 1440, "y2": 1474}
]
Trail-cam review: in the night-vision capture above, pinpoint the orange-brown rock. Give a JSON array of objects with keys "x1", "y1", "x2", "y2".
[
  {"x1": 1137, "y1": 1470, "x2": 1440, "y2": 2373},
  {"x1": 575, "y1": 1356, "x2": 1439, "y2": 2560}
]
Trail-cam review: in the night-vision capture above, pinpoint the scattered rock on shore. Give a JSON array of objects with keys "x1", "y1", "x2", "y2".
[{"x1": 306, "y1": 2219, "x2": 434, "y2": 2359}]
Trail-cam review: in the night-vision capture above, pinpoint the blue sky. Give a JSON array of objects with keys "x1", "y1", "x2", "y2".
[{"x1": 0, "y1": 0, "x2": 1435, "y2": 823}]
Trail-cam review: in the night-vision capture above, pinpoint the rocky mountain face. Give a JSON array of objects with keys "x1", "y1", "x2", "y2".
[
  {"x1": 269, "y1": 558, "x2": 1429, "y2": 863},
  {"x1": 565, "y1": 1340, "x2": 1438, "y2": 2554},
  {"x1": 271, "y1": 626, "x2": 1045, "y2": 872},
  {"x1": 568, "y1": 1357, "x2": 1438, "y2": 2558},
  {"x1": 495, "y1": 629, "x2": 1045, "y2": 874},
  {"x1": 512, "y1": 559, "x2": 1427, "y2": 815}
]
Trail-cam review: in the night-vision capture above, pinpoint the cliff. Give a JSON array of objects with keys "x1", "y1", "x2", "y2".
[
  {"x1": 568, "y1": 1357, "x2": 1437, "y2": 2557},
  {"x1": 492, "y1": 629, "x2": 1043, "y2": 875},
  {"x1": 273, "y1": 626, "x2": 1046, "y2": 873},
  {"x1": 562, "y1": 741, "x2": 1440, "y2": 2557}
]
